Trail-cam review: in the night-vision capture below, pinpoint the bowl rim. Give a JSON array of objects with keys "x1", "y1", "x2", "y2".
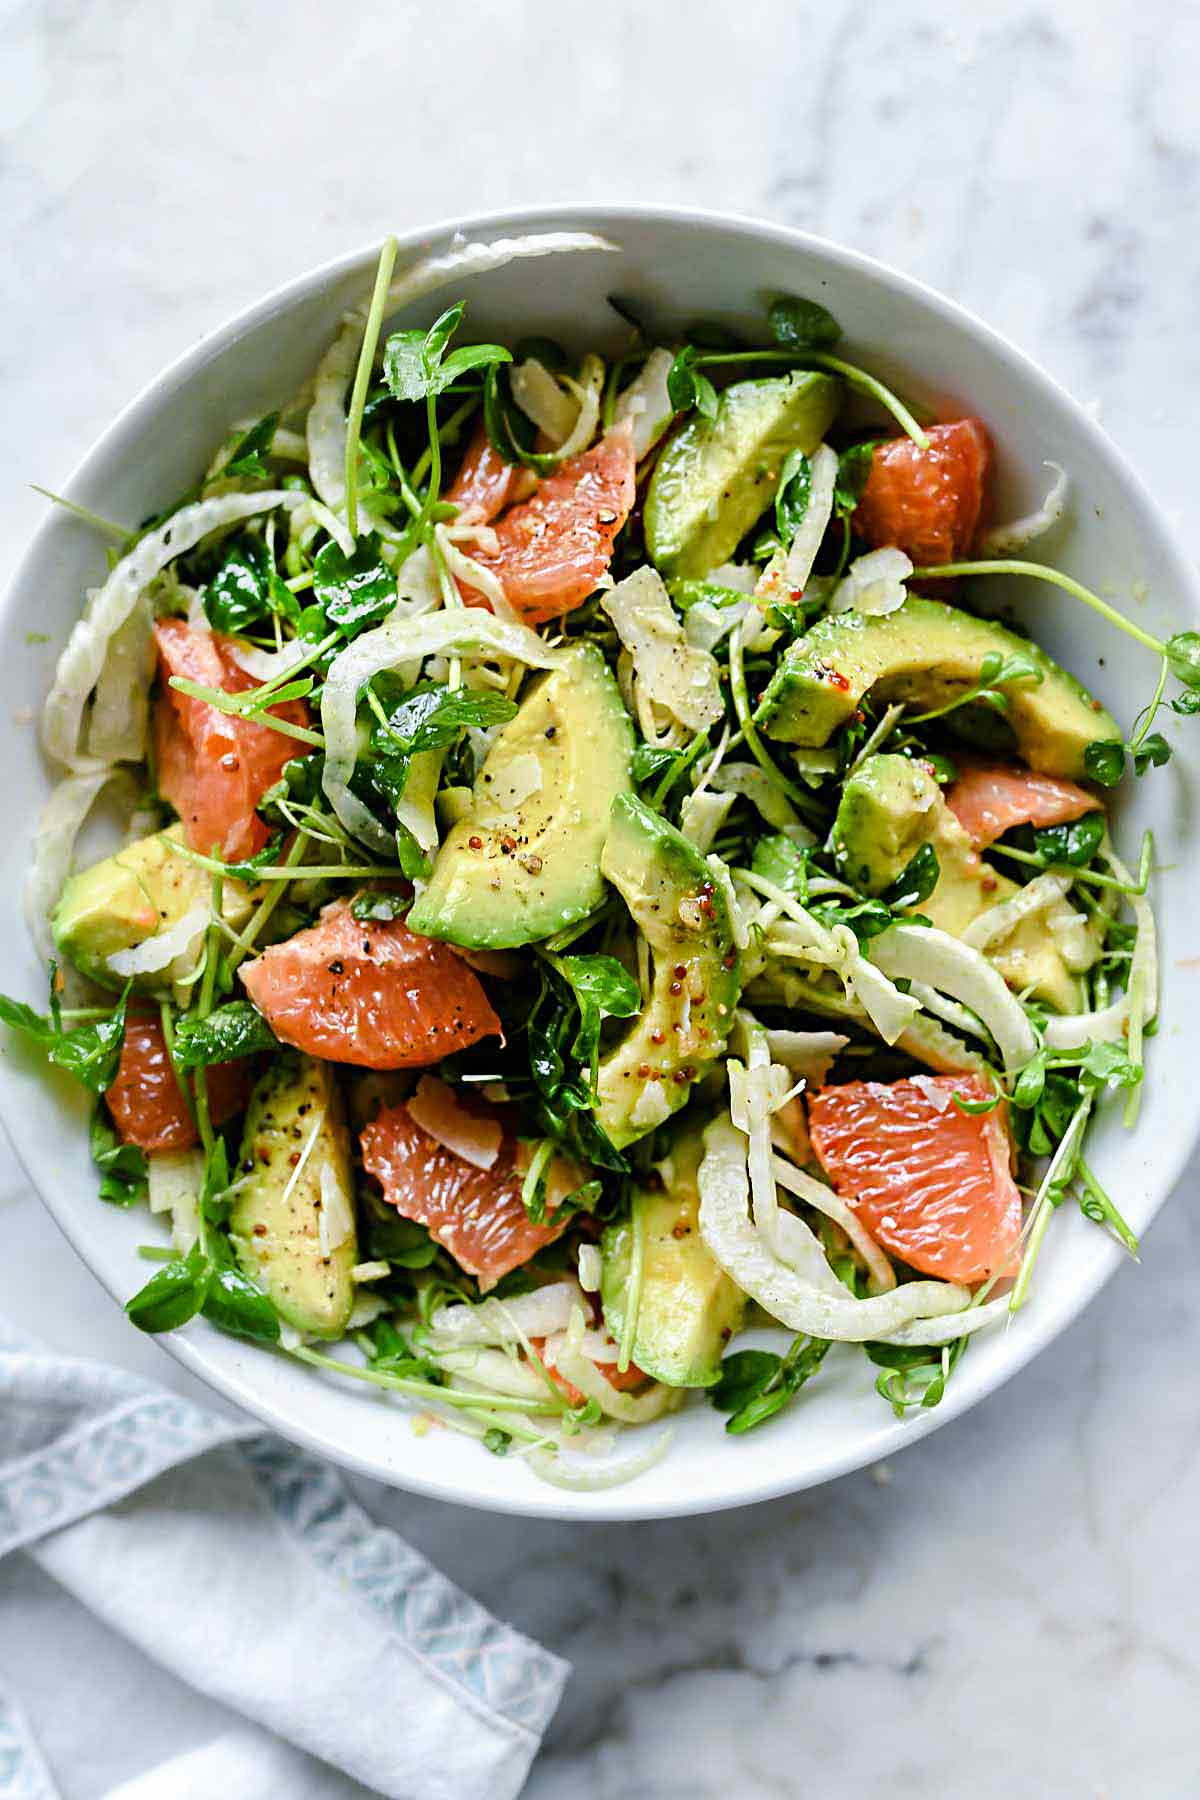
[{"x1": 5, "y1": 199, "x2": 1199, "y2": 1520}]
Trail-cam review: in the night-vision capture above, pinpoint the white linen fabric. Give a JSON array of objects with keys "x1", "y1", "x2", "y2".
[{"x1": 0, "y1": 1323, "x2": 568, "y2": 1800}]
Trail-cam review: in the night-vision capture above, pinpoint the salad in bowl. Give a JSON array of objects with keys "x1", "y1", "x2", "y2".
[{"x1": 5, "y1": 225, "x2": 1194, "y2": 1493}]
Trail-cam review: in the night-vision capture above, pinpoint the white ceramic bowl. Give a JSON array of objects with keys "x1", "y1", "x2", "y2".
[{"x1": 2, "y1": 205, "x2": 1197, "y2": 1520}]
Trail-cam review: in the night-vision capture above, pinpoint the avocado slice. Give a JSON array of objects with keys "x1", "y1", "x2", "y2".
[
  {"x1": 833, "y1": 753, "x2": 1094, "y2": 1011},
  {"x1": 600, "y1": 1129, "x2": 744, "y2": 1387},
  {"x1": 407, "y1": 644, "x2": 634, "y2": 949},
  {"x1": 755, "y1": 596, "x2": 1120, "y2": 779},
  {"x1": 52, "y1": 827, "x2": 252, "y2": 994},
  {"x1": 230, "y1": 1053, "x2": 358, "y2": 1338},
  {"x1": 644, "y1": 372, "x2": 841, "y2": 579},
  {"x1": 594, "y1": 795, "x2": 741, "y2": 1148}
]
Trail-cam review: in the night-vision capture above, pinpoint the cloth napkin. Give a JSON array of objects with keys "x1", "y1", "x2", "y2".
[{"x1": 0, "y1": 1321, "x2": 568, "y2": 1800}]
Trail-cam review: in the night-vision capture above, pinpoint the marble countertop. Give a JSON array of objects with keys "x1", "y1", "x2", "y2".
[{"x1": 3, "y1": 0, "x2": 1199, "y2": 1793}]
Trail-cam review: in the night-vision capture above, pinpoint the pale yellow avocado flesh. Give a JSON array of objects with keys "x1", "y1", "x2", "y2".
[
  {"x1": 230, "y1": 1054, "x2": 358, "y2": 1338},
  {"x1": 644, "y1": 371, "x2": 841, "y2": 579},
  {"x1": 833, "y1": 754, "x2": 1096, "y2": 1012},
  {"x1": 51, "y1": 826, "x2": 253, "y2": 994},
  {"x1": 594, "y1": 796, "x2": 741, "y2": 1149},
  {"x1": 408, "y1": 644, "x2": 634, "y2": 949},
  {"x1": 600, "y1": 1131, "x2": 745, "y2": 1387}
]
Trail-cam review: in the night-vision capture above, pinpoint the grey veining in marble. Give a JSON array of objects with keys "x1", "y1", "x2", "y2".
[{"x1": 2, "y1": 0, "x2": 1199, "y2": 1795}]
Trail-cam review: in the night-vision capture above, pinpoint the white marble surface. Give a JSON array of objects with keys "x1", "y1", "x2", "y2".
[{"x1": 3, "y1": 0, "x2": 1200, "y2": 1794}]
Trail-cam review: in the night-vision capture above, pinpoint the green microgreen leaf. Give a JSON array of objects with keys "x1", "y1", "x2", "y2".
[
  {"x1": 394, "y1": 823, "x2": 432, "y2": 881},
  {"x1": 202, "y1": 534, "x2": 296, "y2": 633},
  {"x1": 907, "y1": 649, "x2": 1043, "y2": 724},
  {"x1": 767, "y1": 295, "x2": 843, "y2": 350},
  {"x1": 383, "y1": 303, "x2": 511, "y2": 404},
  {"x1": 372, "y1": 682, "x2": 518, "y2": 755},
  {"x1": 1131, "y1": 731, "x2": 1171, "y2": 777},
  {"x1": 0, "y1": 984, "x2": 131, "y2": 1094},
  {"x1": 1084, "y1": 739, "x2": 1126, "y2": 786},
  {"x1": 631, "y1": 742, "x2": 681, "y2": 784},
  {"x1": 866, "y1": 1337, "x2": 966, "y2": 1415},
  {"x1": 710, "y1": 1334, "x2": 832, "y2": 1433},
  {"x1": 666, "y1": 345, "x2": 719, "y2": 420},
  {"x1": 125, "y1": 1241, "x2": 210, "y2": 1334},
  {"x1": 667, "y1": 579, "x2": 750, "y2": 613},
  {"x1": 750, "y1": 834, "x2": 812, "y2": 902},
  {"x1": 201, "y1": 1230, "x2": 280, "y2": 1344},
  {"x1": 1165, "y1": 630, "x2": 1200, "y2": 688},
  {"x1": 173, "y1": 1001, "x2": 278, "y2": 1070},
  {"x1": 882, "y1": 842, "x2": 940, "y2": 909},
  {"x1": 833, "y1": 440, "x2": 879, "y2": 519},
  {"x1": 1030, "y1": 813, "x2": 1105, "y2": 868},
  {"x1": 311, "y1": 535, "x2": 397, "y2": 639},
  {"x1": 220, "y1": 413, "x2": 279, "y2": 480},
  {"x1": 351, "y1": 891, "x2": 409, "y2": 924},
  {"x1": 90, "y1": 1104, "x2": 148, "y2": 1207},
  {"x1": 548, "y1": 952, "x2": 641, "y2": 1093},
  {"x1": 774, "y1": 449, "x2": 812, "y2": 547}
]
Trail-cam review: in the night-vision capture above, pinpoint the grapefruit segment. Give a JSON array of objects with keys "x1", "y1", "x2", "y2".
[
  {"x1": 445, "y1": 420, "x2": 519, "y2": 523},
  {"x1": 238, "y1": 900, "x2": 500, "y2": 1069},
  {"x1": 945, "y1": 757, "x2": 1099, "y2": 848},
  {"x1": 153, "y1": 620, "x2": 311, "y2": 861},
  {"x1": 105, "y1": 1011, "x2": 251, "y2": 1151},
  {"x1": 853, "y1": 418, "x2": 990, "y2": 566},
  {"x1": 807, "y1": 1073, "x2": 1021, "y2": 1283},
  {"x1": 360, "y1": 1101, "x2": 568, "y2": 1288},
  {"x1": 531, "y1": 1337, "x2": 648, "y2": 1404},
  {"x1": 459, "y1": 423, "x2": 636, "y2": 623}
]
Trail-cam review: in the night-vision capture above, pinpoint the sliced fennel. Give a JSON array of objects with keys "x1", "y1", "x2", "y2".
[
  {"x1": 1042, "y1": 848, "x2": 1156, "y2": 1050},
  {"x1": 962, "y1": 872, "x2": 1074, "y2": 952},
  {"x1": 613, "y1": 347, "x2": 675, "y2": 460},
  {"x1": 744, "y1": 866, "x2": 920, "y2": 1045},
  {"x1": 320, "y1": 611, "x2": 564, "y2": 851},
  {"x1": 600, "y1": 566, "x2": 724, "y2": 734},
  {"x1": 42, "y1": 490, "x2": 313, "y2": 769},
  {"x1": 23, "y1": 766, "x2": 140, "y2": 960},
  {"x1": 554, "y1": 1308, "x2": 678, "y2": 1423},
  {"x1": 978, "y1": 462, "x2": 1068, "y2": 556},
  {"x1": 867, "y1": 923, "x2": 1038, "y2": 1074},
  {"x1": 770, "y1": 1153, "x2": 896, "y2": 1296},
  {"x1": 698, "y1": 1116, "x2": 974, "y2": 1342},
  {"x1": 828, "y1": 546, "x2": 912, "y2": 617},
  {"x1": 755, "y1": 442, "x2": 837, "y2": 609},
  {"x1": 426, "y1": 1281, "x2": 581, "y2": 1348},
  {"x1": 106, "y1": 899, "x2": 209, "y2": 980}
]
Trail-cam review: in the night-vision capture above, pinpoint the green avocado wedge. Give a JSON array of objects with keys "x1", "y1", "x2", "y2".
[
  {"x1": 600, "y1": 1129, "x2": 745, "y2": 1387},
  {"x1": 52, "y1": 827, "x2": 253, "y2": 996},
  {"x1": 230, "y1": 1054, "x2": 358, "y2": 1339},
  {"x1": 408, "y1": 644, "x2": 634, "y2": 949},
  {"x1": 754, "y1": 595, "x2": 1121, "y2": 779},
  {"x1": 644, "y1": 371, "x2": 841, "y2": 579},
  {"x1": 833, "y1": 753, "x2": 1095, "y2": 1011},
  {"x1": 594, "y1": 796, "x2": 741, "y2": 1149}
]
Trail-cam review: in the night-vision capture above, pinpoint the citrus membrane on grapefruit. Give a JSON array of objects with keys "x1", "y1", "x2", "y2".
[
  {"x1": 946, "y1": 757, "x2": 1099, "y2": 848},
  {"x1": 238, "y1": 900, "x2": 501, "y2": 1069},
  {"x1": 807, "y1": 1073, "x2": 1021, "y2": 1283},
  {"x1": 153, "y1": 619, "x2": 311, "y2": 861},
  {"x1": 361, "y1": 1100, "x2": 568, "y2": 1289},
  {"x1": 458, "y1": 423, "x2": 636, "y2": 622},
  {"x1": 106, "y1": 1011, "x2": 252, "y2": 1151},
  {"x1": 853, "y1": 418, "x2": 990, "y2": 566}
]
